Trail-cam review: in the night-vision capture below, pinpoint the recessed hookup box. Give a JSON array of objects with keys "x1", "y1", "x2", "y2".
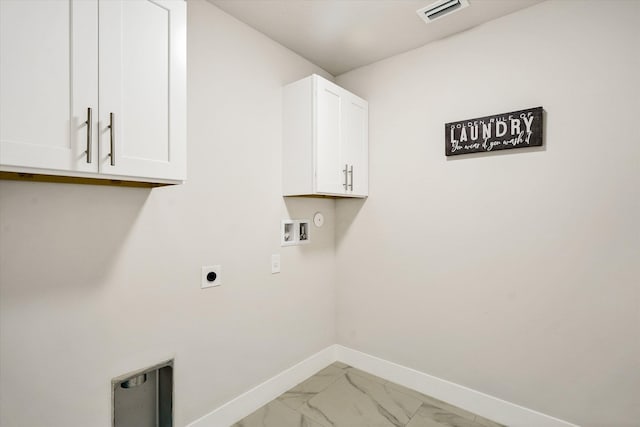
[{"x1": 112, "y1": 359, "x2": 173, "y2": 427}]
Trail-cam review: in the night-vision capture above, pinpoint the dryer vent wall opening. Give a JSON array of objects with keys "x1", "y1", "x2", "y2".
[{"x1": 112, "y1": 360, "x2": 173, "y2": 427}]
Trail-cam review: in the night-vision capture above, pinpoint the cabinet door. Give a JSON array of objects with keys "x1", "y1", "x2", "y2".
[
  {"x1": 342, "y1": 95, "x2": 368, "y2": 196},
  {"x1": 315, "y1": 78, "x2": 344, "y2": 194},
  {"x1": 99, "y1": 0, "x2": 186, "y2": 181},
  {"x1": 0, "y1": 0, "x2": 98, "y2": 172}
]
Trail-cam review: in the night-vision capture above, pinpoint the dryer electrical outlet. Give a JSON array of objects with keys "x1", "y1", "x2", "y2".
[{"x1": 201, "y1": 265, "x2": 222, "y2": 288}]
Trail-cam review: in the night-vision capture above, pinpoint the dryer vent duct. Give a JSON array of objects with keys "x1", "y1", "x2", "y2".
[{"x1": 417, "y1": 0, "x2": 470, "y2": 23}]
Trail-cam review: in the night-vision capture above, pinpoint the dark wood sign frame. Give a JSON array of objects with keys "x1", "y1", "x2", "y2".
[{"x1": 445, "y1": 106, "x2": 543, "y2": 156}]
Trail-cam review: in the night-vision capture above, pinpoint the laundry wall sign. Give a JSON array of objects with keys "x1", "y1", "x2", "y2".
[{"x1": 445, "y1": 107, "x2": 543, "y2": 156}]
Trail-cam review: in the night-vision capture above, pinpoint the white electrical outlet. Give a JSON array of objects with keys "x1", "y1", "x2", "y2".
[
  {"x1": 271, "y1": 254, "x2": 281, "y2": 274},
  {"x1": 201, "y1": 265, "x2": 221, "y2": 288}
]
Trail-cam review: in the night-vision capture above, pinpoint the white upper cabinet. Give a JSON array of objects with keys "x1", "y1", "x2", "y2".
[
  {"x1": 0, "y1": 0, "x2": 99, "y2": 173},
  {"x1": 98, "y1": 0, "x2": 186, "y2": 181},
  {"x1": 315, "y1": 77, "x2": 343, "y2": 194},
  {"x1": 283, "y1": 74, "x2": 368, "y2": 198},
  {"x1": 341, "y1": 91, "x2": 368, "y2": 196},
  {"x1": 0, "y1": 0, "x2": 186, "y2": 186}
]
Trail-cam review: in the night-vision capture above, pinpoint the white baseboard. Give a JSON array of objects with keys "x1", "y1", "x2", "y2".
[
  {"x1": 186, "y1": 345, "x2": 338, "y2": 427},
  {"x1": 188, "y1": 344, "x2": 579, "y2": 427},
  {"x1": 335, "y1": 345, "x2": 579, "y2": 427}
]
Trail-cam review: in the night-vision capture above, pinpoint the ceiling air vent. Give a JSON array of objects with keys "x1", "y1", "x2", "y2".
[{"x1": 417, "y1": 0, "x2": 470, "y2": 23}]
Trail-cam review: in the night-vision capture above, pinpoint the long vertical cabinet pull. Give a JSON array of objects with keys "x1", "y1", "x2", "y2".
[
  {"x1": 343, "y1": 164, "x2": 348, "y2": 190},
  {"x1": 348, "y1": 165, "x2": 354, "y2": 191},
  {"x1": 85, "y1": 108, "x2": 93, "y2": 163},
  {"x1": 108, "y1": 112, "x2": 115, "y2": 166}
]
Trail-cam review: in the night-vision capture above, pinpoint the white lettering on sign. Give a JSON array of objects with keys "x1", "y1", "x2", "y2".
[{"x1": 446, "y1": 108, "x2": 542, "y2": 156}]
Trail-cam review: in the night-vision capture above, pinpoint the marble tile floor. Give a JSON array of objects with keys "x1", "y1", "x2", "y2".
[{"x1": 232, "y1": 362, "x2": 506, "y2": 427}]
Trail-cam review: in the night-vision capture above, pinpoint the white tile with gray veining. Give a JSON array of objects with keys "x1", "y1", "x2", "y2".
[
  {"x1": 298, "y1": 372, "x2": 423, "y2": 427},
  {"x1": 345, "y1": 366, "x2": 389, "y2": 385},
  {"x1": 231, "y1": 399, "x2": 324, "y2": 427},
  {"x1": 384, "y1": 382, "x2": 505, "y2": 427},
  {"x1": 232, "y1": 362, "x2": 506, "y2": 427},
  {"x1": 473, "y1": 415, "x2": 505, "y2": 427},
  {"x1": 405, "y1": 403, "x2": 489, "y2": 427},
  {"x1": 278, "y1": 363, "x2": 350, "y2": 410},
  {"x1": 384, "y1": 381, "x2": 478, "y2": 421}
]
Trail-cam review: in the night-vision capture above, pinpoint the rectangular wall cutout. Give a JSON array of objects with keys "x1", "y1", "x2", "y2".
[
  {"x1": 112, "y1": 360, "x2": 173, "y2": 427},
  {"x1": 281, "y1": 219, "x2": 310, "y2": 246}
]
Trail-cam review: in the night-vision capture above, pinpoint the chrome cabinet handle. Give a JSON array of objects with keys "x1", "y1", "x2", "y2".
[
  {"x1": 343, "y1": 164, "x2": 348, "y2": 190},
  {"x1": 348, "y1": 165, "x2": 354, "y2": 191},
  {"x1": 108, "y1": 112, "x2": 115, "y2": 166},
  {"x1": 85, "y1": 107, "x2": 92, "y2": 163}
]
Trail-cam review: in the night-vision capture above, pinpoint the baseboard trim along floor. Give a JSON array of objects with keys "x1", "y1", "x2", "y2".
[
  {"x1": 187, "y1": 344, "x2": 579, "y2": 427},
  {"x1": 186, "y1": 346, "x2": 337, "y2": 427},
  {"x1": 336, "y1": 345, "x2": 578, "y2": 427}
]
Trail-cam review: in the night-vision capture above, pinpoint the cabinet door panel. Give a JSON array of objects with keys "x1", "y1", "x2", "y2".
[
  {"x1": 99, "y1": 0, "x2": 186, "y2": 180},
  {"x1": 0, "y1": 0, "x2": 98, "y2": 172},
  {"x1": 342, "y1": 96, "x2": 368, "y2": 196},
  {"x1": 315, "y1": 80, "x2": 343, "y2": 194}
]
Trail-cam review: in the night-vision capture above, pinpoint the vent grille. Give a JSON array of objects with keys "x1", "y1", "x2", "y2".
[{"x1": 417, "y1": 0, "x2": 470, "y2": 23}]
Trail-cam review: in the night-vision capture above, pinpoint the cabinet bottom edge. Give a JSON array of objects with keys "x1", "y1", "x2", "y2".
[
  {"x1": 0, "y1": 171, "x2": 175, "y2": 188},
  {"x1": 282, "y1": 193, "x2": 368, "y2": 199}
]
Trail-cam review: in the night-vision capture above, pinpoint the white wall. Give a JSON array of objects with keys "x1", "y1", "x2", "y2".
[
  {"x1": 2, "y1": 1, "x2": 639, "y2": 426},
  {"x1": 0, "y1": 1, "x2": 336, "y2": 425},
  {"x1": 335, "y1": 1, "x2": 640, "y2": 427}
]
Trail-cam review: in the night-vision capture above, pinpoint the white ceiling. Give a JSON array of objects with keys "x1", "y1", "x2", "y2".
[{"x1": 208, "y1": 0, "x2": 545, "y2": 76}]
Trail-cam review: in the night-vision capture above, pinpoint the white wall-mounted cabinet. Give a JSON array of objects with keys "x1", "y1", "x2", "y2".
[
  {"x1": 0, "y1": 0, "x2": 186, "y2": 186},
  {"x1": 283, "y1": 74, "x2": 368, "y2": 198}
]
